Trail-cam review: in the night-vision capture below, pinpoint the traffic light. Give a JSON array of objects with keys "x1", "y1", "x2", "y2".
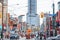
[{"x1": 40, "y1": 12, "x2": 44, "y2": 18}]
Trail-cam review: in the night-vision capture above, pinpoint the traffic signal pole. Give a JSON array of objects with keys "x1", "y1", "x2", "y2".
[
  {"x1": 52, "y1": 2, "x2": 56, "y2": 36},
  {"x1": 49, "y1": 12, "x2": 50, "y2": 37}
]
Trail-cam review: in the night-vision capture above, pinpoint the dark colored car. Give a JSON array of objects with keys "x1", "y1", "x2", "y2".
[{"x1": 10, "y1": 33, "x2": 19, "y2": 39}]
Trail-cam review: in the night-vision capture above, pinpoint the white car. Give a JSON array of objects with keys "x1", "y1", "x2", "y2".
[
  {"x1": 47, "y1": 37, "x2": 57, "y2": 40},
  {"x1": 55, "y1": 35, "x2": 60, "y2": 40},
  {"x1": 10, "y1": 31, "x2": 15, "y2": 34}
]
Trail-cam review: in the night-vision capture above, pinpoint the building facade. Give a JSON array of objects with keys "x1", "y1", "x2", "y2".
[
  {"x1": 0, "y1": 2, "x2": 2, "y2": 25},
  {"x1": 0, "y1": 0, "x2": 8, "y2": 26},
  {"x1": 26, "y1": 0, "x2": 40, "y2": 29},
  {"x1": 56, "y1": 2, "x2": 60, "y2": 34},
  {"x1": 3, "y1": 0, "x2": 8, "y2": 24},
  {"x1": 18, "y1": 15, "x2": 24, "y2": 23}
]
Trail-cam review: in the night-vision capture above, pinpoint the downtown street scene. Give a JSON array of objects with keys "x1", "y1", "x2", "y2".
[{"x1": 0, "y1": 0, "x2": 60, "y2": 40}]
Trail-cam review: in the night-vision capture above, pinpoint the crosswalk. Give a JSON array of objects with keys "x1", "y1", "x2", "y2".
[
  {"x1": 3, "y1": 36, "x2": 45, "y2": 40},
  {"x1": 3, "y1": 38, "x2": 36, "y2": 40}
]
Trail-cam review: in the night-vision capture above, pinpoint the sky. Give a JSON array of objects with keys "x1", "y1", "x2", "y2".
[{"x1": 8, "y1": 0, "x2": 60, "y2": 24}]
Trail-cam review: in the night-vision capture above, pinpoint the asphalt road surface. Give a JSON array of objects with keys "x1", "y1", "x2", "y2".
[{"x1": 2, "y1": 38, "x2": 36, "y2": 40}]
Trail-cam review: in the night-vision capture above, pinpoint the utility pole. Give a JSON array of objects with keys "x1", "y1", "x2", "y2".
[
  {"x1": 49, "y1": 12, "x2": 50, "y2": 37},
  {"x1": 30, "y1": 0, "x2": 32, "y2": 32},
  {"x1": 2, "y1": 0, "x2": 4, "y2": 40}
]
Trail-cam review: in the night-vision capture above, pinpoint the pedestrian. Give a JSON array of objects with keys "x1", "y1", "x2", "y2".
[
  {"x1": 35, "y1": 33, "x2": 39, "y2": 40},
  {"x1": 44, "y1": 34, "x2": 46, "y2": 40},
  {"x1": 40, "y1": 33, "x2": 42, "y2": 40},
  {"x1": 25, "y1": 34, "x2": 30, "y2": 39}
]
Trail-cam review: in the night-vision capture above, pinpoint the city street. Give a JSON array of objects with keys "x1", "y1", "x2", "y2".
[
  {"x1": 0, "y1": 0, "x2": 60, "y2": 40},
  {"x1": 3, "y1": 38, "x2": 36, "y2": 40}
]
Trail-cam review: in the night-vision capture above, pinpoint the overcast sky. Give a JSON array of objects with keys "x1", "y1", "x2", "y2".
[{"x1": 8, "y1": 0, "x2": 60, "y2": 24}]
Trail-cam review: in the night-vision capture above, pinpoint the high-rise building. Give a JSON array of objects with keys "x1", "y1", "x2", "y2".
[
  {"x1": 18, "y1": 15, "x2": 25, "y2": 31},
  {"x1": 58, "y1": 2, "x2": 60, "y2": 10},
  {"x1": 18, "y1": 15, "x2": 24, "y2": 23},
  {"x1": 28, "y1": 0, "x2": 37, "y2": 14},
  {"x1": 26, "y1": 0, "x2": 40, "y2": 29}
]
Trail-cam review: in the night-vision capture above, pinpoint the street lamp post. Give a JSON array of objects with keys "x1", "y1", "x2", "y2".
[{"x1": 52, "y1": 1, "x2": 56, "y2": 36}]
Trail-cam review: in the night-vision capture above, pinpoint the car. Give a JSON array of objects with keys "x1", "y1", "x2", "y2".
[
  {"x1": 10, "y1": 33, "x2": 19, "y2": 39},
  {"x1": 55, "y1": 35, "x2": 60, "y2": 40},
  {"x1": 10, "y1": 31, "x2": 15, "y2": 34},
  {"x1": 47, "y1": 37, "x2": 57, "y2": 40},
  {"x1": 47, "y1": 35, "x2": 60, "y2": 40}
]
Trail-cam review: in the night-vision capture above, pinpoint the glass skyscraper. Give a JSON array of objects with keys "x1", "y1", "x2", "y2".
[{"x1": 26, "y1": 0, "x2": 40, "y2": 28}]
